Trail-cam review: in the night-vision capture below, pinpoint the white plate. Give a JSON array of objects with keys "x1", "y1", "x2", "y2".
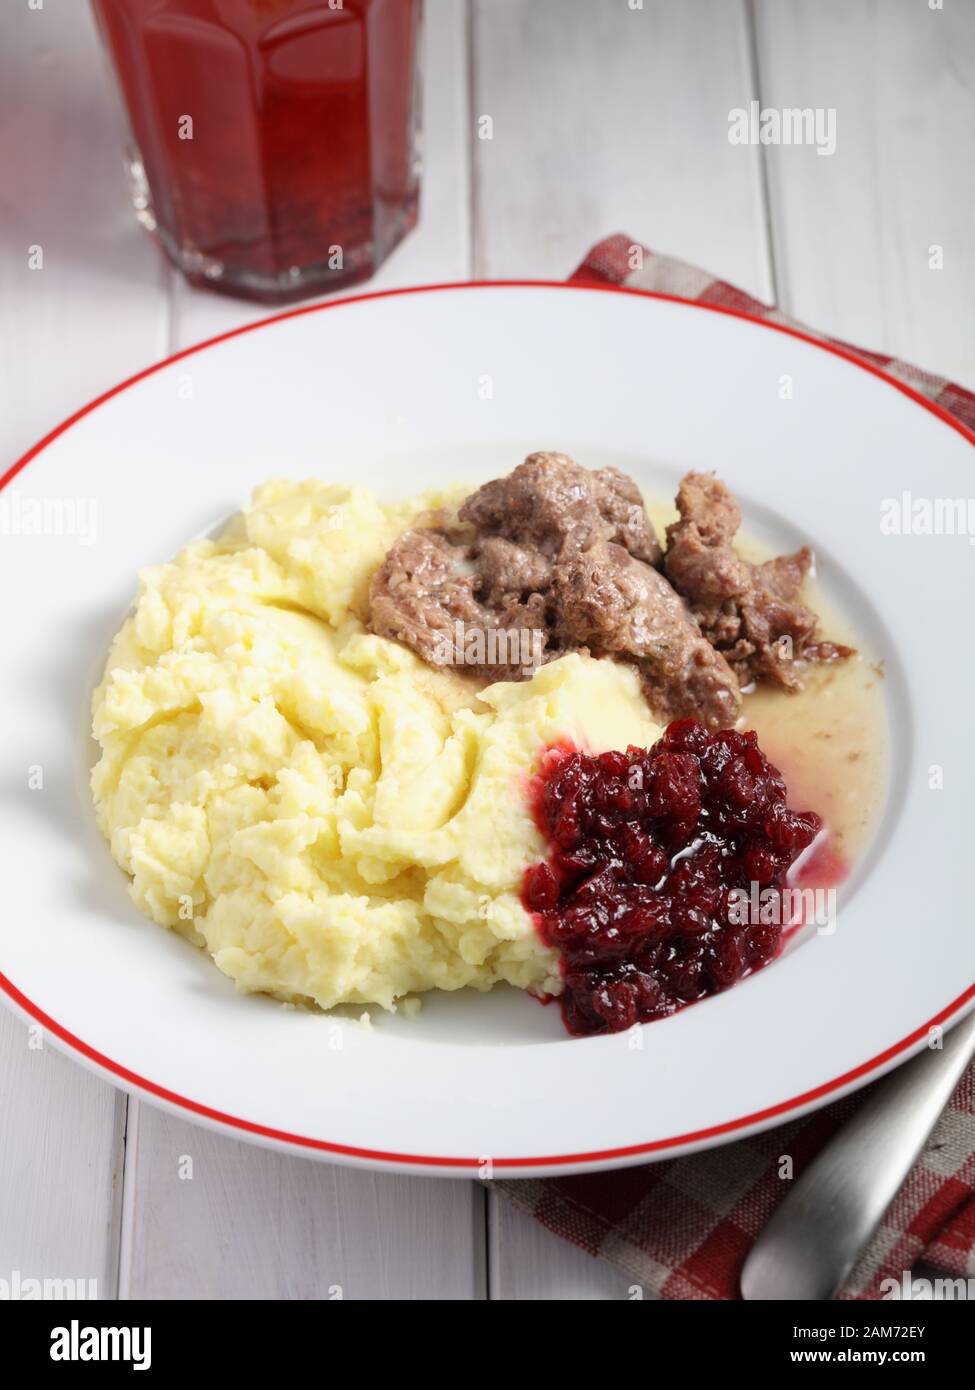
[{"x1": 2, "y1": 283, "x2": 973, "y2": 1177}]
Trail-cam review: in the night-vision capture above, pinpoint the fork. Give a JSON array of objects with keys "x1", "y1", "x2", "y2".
[{"x1": 740, "y1": 1007, "x2": 975, "y2": 1300}]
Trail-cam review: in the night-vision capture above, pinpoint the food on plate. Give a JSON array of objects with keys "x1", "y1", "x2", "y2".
[
  {"x1": 90, "y1": 455, "x2": 883, "y2": 1033},
  {"x1": 524, "y1": 723, "x2": 821, "y2": 1035},
  {"x1": 90, "y1": 480, "x2": 660, "y2": 1012},
  {"x1": 371, "y1": 451, "x2": 849, "y2": 728},
  {"x1": 664, "y1": 471, "x2": 853, "y2": 689}
]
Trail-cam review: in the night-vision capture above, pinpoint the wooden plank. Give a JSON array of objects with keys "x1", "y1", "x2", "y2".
[
  {"x1": 0, "y1": 0, "x2": 169, "y2": 1298},
  {"x1": 470, "y1": 0, "x2": 772, "y2": 296},
  {"x1": 0, "y1": 0, "x2": 170, "y2": 461},
  {"x1": 122, "y1": 1108, "x2": 481, "y2": 1300},
  {"x1": 119, "y1": 0, "x2": 483, "y2": 1302},
  {"x1": 753, "y1": 0, "x2": 975, "y2": 386},
  {"x1": 0, "y1": 1013, "x2": 125, "y2": 1300}
]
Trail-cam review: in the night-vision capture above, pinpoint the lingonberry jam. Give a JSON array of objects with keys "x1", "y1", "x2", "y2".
[{"x1": 523, "y1": 719, "x2": 823, "y2": 1037}]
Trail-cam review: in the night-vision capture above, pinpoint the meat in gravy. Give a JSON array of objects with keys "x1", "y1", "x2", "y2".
[{"x1": 368, "y1": 453, "x2": 850, "y2": 728}]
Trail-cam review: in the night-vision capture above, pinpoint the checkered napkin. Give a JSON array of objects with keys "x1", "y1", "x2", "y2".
[{"x1": 494, "y1": 235, "x2": 975, "y2": 1301}]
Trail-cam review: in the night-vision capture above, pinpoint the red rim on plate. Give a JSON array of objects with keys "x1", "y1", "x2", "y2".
[{"x1": 3, "y1": 279, "x2": 973, "y2": 1171}]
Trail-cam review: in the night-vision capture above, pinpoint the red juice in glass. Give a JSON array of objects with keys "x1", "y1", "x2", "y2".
[{"x1": 92, "y1": 0, "x2": 423, "y2": 302}]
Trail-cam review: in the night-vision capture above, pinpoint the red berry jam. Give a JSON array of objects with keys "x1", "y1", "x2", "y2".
[{"x1": 523, "y1": 719, "x2": 823, "y2": 1036}]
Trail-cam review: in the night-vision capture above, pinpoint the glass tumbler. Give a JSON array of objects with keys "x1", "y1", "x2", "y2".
[{"x1": 92, "y1": 0, "x2": 423, "y2": 303}]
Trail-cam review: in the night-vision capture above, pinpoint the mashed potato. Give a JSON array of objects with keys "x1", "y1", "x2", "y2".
[{"x1": 91, "y1": 480, "x2": 662, "y2": 1012}]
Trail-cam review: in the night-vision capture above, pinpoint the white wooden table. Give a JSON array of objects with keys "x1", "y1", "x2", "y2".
[{"x1": 2, "y1": 0, "x2": 973, "y2": 1301}]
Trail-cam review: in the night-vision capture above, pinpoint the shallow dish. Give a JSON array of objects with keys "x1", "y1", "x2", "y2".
[{"x1": 1, "y1": 282, "x2": 973, "y2": 1176}]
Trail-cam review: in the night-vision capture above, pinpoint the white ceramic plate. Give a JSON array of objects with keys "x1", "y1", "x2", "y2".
[{"x1": 2, "y1": 283, "x2": 973, "y2": 1177}]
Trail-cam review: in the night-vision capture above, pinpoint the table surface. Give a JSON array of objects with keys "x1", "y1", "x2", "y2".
[{"x1": 2, "y1": 0, "x2": 973, "y2": 1301}]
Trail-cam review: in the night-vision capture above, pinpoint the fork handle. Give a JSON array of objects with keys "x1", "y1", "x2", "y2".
[{"x1": 740, "y1": 1007, "x2": 975, "y2": 1301}]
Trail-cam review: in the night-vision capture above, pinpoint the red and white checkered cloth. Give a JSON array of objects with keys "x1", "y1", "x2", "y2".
[{"x1": 494, "y1": 235, "x2": 975, "y2": 1302}]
